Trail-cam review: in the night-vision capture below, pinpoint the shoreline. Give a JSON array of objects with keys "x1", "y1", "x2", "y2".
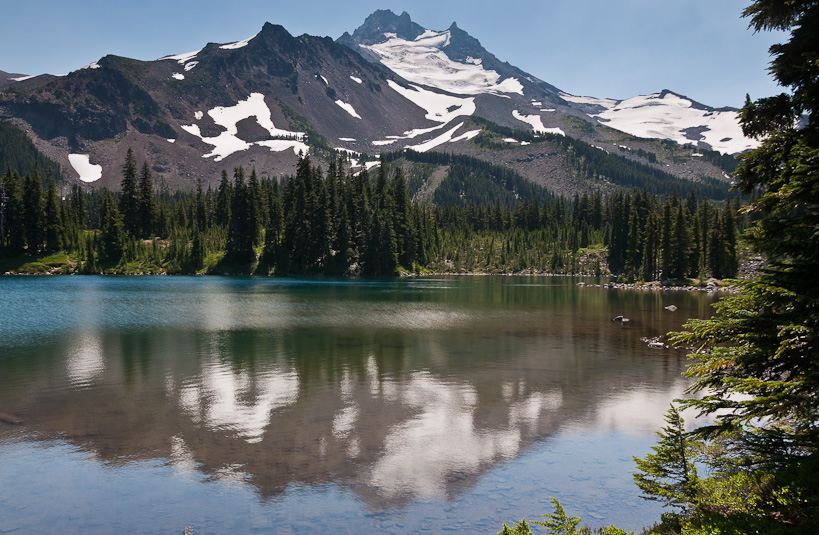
[{"x1": 0, "y1": 268, "x2": 738, "y2": 292}]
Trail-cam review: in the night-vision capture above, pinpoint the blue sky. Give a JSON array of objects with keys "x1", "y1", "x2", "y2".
[{"x1": 2, "y1": 0, "x2": 784, "y2": 108}]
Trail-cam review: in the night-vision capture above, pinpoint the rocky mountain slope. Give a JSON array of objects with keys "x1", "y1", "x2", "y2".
[{"x1": 0, "y1": 10, "x2": 752, "y2": 196}]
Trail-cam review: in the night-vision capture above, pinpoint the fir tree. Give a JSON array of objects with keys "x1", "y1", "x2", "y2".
[
  {"x1": 0, "y1": 168, "x2": 25, "y2": 255},
  {"x1": 120, "y1": 148, "x2": 140, "y2": 237},
  {"x1": 44, "y1": 177, "x2": 64, "y2": 253},
  {"x1": 22, "y1": 166, "x2": 45, "y2": 253},
  {"x1": 99, "y1": 192, "x2": 125, "y2": 263},
  {"x1": 664, "y1": 2, "x2": 819, "y2": 530},
  {"x1": 215, "y1": 169, "x2": 232, "y2": 228},
  {"x1": 138, "y1": 161, "x2": 157, "y2": 238},
  {"x1": 633, "y1": 405, "x2": 699, "y2": 510}
]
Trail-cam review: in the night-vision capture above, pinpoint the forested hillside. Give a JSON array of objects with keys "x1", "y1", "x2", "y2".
[
  {"x1": 1, "y1": 150, "x2": 742, "y2": 280},
  {"x1": 0, "y1": 120, "x2": 61, "y2": 180}
]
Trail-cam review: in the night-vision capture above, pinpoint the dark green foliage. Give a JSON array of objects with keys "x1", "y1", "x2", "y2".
[
  {"x1": 138, "y1": 162, "x2": 157, "y2": 237},
  {"x1": 633, "y1": 406, "x2": 700, "y2": 510},
  {"x1": 119, "y1": 148, "x2": 139, "y2": 237},
  {"x1": 497, "y1": 498, "x2": 633, "y2": 535},
  {"x1": 44, "y1": 177, "x2": 64, "y2": 253},
  {"x1": 0, "y1": 120, "x2": 61, "y2": 180},
  {"x1": 383, "y1": 149, "x2": 550, "y2": 206},
  {"x1": 0, "y1": 150, "x2": 742, "y2": 280},
  {"x1": 1, "y1": 167, "x2": 26, "y2": 254},
  {"x1": 99, "y1": 192, "x2": 124, "y2": 262},
  {"x1": 646, "y1": 2, "x2": 819, "y2": 533}
]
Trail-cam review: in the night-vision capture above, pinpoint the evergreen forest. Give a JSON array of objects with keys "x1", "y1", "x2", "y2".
[{"x1": 0, "y1": 148, "x2": 741, "y2": 281}]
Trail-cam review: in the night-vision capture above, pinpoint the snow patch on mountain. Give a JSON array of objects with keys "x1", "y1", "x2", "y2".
[
  {"x1": 364, "y1": 30, "x2": 522, "y2": 96},
  {"x1": 559, "y1": 93, "x2": 617, "y2": 109},
  {"x1": 160, "y1": 50, "x2": 200, "y2": 64},
  {"x1": 184, "y1": 61, "x2": 198, "y2": 72},
  {"x1": 387, "y1": 80, "x2": 475, "y2": 123},
  {"x1": 350, "y1": 76, "x2": 363, "y2": 84},
  {"x1": 408, "y1": 122, "x2": 465, "y2": 152},
  {"x1": 172, "y1": 73, "x2": 185, "y2": 80},
  {"x1": 10, "y1": 75, "x2": 35, "y2": 82},
  {"x1": 561, "y1": 92, "x2": 757, "y2": 154},
  {"x1": 180, "y1": 93, "x2": 306, "y2": 161},
  {"x1": 406, "y1": 123, "x2": 481, "y2": 153},
  {"x1": 220, "y1": 34, "x2": 257, "y2": 50},
  {"x1": 68, "y1": 154, "x2": 102, "y2": 183},
  {"x1": 450, "y1": 129, "x2": 481, "y2": 143},
  {"x1": 512, "y1": 110, "x2": 565, "y2": 136},
  {"x1": 335, "y1": 100, "x2": 362, "y2": 119}
]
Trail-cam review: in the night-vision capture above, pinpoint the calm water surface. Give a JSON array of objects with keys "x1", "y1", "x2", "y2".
[{"x1": 0, "y1": 276, "x2": 718, "y2": 534}]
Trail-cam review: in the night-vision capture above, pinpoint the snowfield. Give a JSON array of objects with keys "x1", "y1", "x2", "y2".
[
  {"x1": 68, "y1": 154, "x2": 102, "y2": 183},
  {"x1": 408, "y1": 122, "x2": 466, "y2": 152},
  {"x1": 512, "y1": 110, "x2": 565, "y2": 136},
  {"x1": 335, "y1": 100, "x2": 362, "y2": 119},
  {"x1": 371, "y1": 81, "x2": 477, "y2": 148},
  {"x1": 387, "y1": 80, "x2": 475, "y2": 123},
  {"x1": 160, "y1": 50, "x2": 200, "y2": 64},
  {"x1": 363, "y1": 30, "x2": 523, "y2": 96},
  {"x1": 220, "y1": 34, "x2": 257, "y2": 50},
  {"x1": 181, "y1": 93, "x2": 307, "y2": 161},
  {"x1": 561, "y1": 92, "x2": 758, "y2": 154},
  {"x1": 406, "y1": 124, "x2": 481, "y2": 153}
]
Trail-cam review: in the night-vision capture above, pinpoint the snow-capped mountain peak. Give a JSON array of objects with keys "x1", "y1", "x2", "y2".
[
  {"x1": 360, "y1": 29, "x2": 523, "y2": 96},
  {"x1": 560, "y1": 90, "x2": 758, "y2": 154}
]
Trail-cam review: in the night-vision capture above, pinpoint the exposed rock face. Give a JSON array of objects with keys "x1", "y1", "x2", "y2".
[{"x1": 0, "y1": 10, "x2": 751, "y2": 192}]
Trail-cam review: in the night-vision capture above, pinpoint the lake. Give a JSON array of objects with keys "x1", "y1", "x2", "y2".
[{"x1": 0, "y1": 276, "x2": 718, "y2": 534}]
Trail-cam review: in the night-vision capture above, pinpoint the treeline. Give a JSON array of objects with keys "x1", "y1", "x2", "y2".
[
  {"x1": 384, "y1": 149, "x2": 550, "y2": 206},
  {"x1": 0, "y1": 150, "x2": 740, "y2": 280},
  {"x1": 425, "y1": 187, "x2": 740, "y2": 280},
  {"x1": 0, "y1": 120, "x2": 62, "y2": 181},
  {"x1": 557, "y1": 135, "x2": 731, "y2": 199},
  {"x1": 0, "y1": 150, "x2": 433, "y2": 275},
  {"x1": 462, "y1": 116, "x2": 735, "y2": 199}
]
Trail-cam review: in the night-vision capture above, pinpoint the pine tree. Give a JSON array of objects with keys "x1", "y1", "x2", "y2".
[
  {"x1": 0, "y1": 168, "x2": 25, "y2": 255},
  {"x1": 624, "y1": 204, "x2": 641, "y2": 281},
  {"x1": 639, "y1": 212, "x2": 659, "y2": 282},
  {"x1": 215, "y1": 169, "x2": 232, "y2": 228},
  {"x1": 660, "y1": 199, "x2": 673, "y2": 280},
  {"x1": 633, "y1": 405, "x2": 699, "y2": 510},
  {"x1": 665, "y1": 2, "x2": 819, "y2": 530},
  {"x1": 44, "y1": 177, "x2": 64, "y2": 253},
  {"x1": 720, "y1": 200, "x2": 738, "y2": 278},
  {"x1": 669, "y1": 205, "x2": 691, "y2": 279},
  {"x1": 137, "y1": 161, "x2": 157, "y2": 238},
  {"x1": 99, "y1": 192, "x2": 125, "y2": 263},
  {"x1": 194, "y1": 177, "x2": 207, "y2": 230},
  {"x1": 120, "y1": 148, "x2": 140, "y2": 237},
  {"x1": 533, "y1": 498, "x2": 582, "y2": 535}
]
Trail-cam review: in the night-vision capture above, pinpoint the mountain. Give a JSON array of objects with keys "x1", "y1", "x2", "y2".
[
  {"x1": 339, "y1": 10, "x2": 755, "y2": 155},
  {"x1": 0, "y1": 10, "x2": 751, "y2": 196}
]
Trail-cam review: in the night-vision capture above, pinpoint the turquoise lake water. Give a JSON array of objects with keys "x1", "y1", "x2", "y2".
[{"x1": 0, "y1": 276, "x2": 718, "y2": 534}]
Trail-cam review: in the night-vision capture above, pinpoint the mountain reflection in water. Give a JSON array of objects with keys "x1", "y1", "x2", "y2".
[{"x1": 0, "y1": 276, "x2": 716, "y2": 531}]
